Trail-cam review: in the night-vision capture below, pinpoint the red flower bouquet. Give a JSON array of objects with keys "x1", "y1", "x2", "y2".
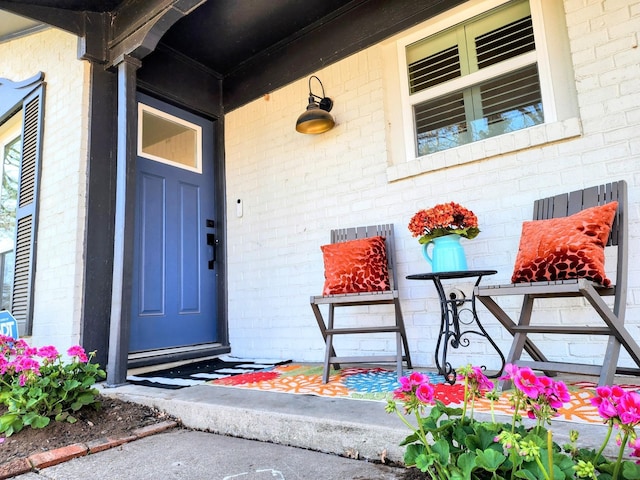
[{"x1": 408, "y1": 201, "x2": 480, "y2": 244}]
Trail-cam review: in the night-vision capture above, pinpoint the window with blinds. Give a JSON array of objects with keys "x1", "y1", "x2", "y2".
[{"x1": 406, "y1": 0, "x2": 543, "y2": 156}]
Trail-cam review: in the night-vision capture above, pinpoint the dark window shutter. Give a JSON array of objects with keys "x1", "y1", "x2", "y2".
[{"x1": 12, "y1": 86, "x2": 44, "y2": 335}]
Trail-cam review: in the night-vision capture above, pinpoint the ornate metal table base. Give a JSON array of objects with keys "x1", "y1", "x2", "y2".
[{"x1": 407, "y1": 270, "x2": 505, "y2": 384}]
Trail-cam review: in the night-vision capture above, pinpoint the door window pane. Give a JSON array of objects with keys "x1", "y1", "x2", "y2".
[{"x1": 138, "y1": 103, "x2": 202, "y2": 173}]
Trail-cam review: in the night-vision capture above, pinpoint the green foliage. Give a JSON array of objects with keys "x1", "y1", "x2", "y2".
[
  {"x1": 388, "y1": 365, "x2": 640, "y2": 480},
  {"x1": 395, "y1": 400, "x2": 640, "y2": 479},
  {"x1": 0, "y1": 338, "x2": 106, "y2": 437},
  {"x1": 622, "y1": 462, "x2": 640, "y2": 479}
]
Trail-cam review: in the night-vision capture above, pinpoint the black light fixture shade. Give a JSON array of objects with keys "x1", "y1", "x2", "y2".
[{"x1": 296, "y1": 76, "x2": 335, "y2": 134}]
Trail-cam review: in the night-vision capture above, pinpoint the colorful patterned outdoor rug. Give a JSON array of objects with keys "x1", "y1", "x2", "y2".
[{"x1": 209, "y1": 364, "x2": 640, "y2": 426}]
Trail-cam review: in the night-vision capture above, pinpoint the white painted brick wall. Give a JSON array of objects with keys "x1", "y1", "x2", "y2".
[
  {"x1": 225, "y1": 0, "x2": 640, "y2": 373},
  {"x1": 0, "y1": 28, "x2": 88, "y2": 351}
]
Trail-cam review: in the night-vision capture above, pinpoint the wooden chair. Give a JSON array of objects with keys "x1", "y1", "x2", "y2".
[
  {"x1": 310, "y1": 224, "x2": 412, "y2": 383},
  {"x1": 474, "y1": 180, "x2": 640, "y2": 386}
]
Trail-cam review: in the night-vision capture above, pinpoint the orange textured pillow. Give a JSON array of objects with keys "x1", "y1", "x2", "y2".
[
  {"x1": 321, "y1": 236, "x2": 390, "y2": 295},
  {"x1": 511, "y1": 201, "x2": 618, "y2": 286}
]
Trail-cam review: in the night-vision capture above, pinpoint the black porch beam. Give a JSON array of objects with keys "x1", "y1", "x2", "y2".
[
  {"x1": 107, "y1": 0, "x2": 205, "y2": 66},
  {"x1": 223, "y1": 0, "x2": 466, "y2": 112}
]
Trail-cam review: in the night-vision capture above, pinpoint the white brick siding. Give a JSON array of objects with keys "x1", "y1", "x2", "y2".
[
  {"x1": 225, "y1": 0, "x2": 640, "y2": 371},
  {"x1": 0, "y1": 28, "x2": 88, "y2": 351}
]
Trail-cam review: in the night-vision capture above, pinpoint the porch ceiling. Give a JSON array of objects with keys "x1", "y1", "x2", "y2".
[
  {"x1": 161, "y1": 0, "x2": 356, "y2": 76},
  {"x1": 1, "y1": 0, "x2": 352, "y2": 71}
]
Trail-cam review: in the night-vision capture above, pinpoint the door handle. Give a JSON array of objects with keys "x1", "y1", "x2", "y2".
[{"x1": 207, "y1": 233, "x2": 216, "y2": 269}]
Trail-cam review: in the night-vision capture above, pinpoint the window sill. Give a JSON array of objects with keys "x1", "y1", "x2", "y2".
[{"x1": 386, "y1": 117, "x2": 582, "y2": 182}]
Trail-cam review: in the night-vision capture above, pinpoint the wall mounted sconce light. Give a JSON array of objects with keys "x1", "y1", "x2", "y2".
[{"x1": 295, "y1": 75, "x2": 335, "y2": 134}]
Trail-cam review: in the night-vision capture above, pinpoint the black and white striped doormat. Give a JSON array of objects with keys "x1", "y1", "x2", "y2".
[{"x1": 127, "y1": 356, "x2": 291, "y2": 389}]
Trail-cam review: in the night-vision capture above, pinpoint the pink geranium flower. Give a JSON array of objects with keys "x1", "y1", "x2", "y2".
[
  {"x1": 408, "y1": 371, "x2": 427, "y2": 386},
  {"x1": 470, "y1": 366, "x2": 494, "y2": 393},
  {"x1": 37, "y1": 345, "x2": 59, "y2": 362},
  {"x1": 512, "y1": 366, "x2": 541, "y2": 399},
  {"x1": 538, "y1": 377, "x2": 570, "y2": 409},
  {"x1": 396, "y1": 376, "x2": 413, "y2": 392},
  {"x1": 500, "y1": 363, "x2": 519, "y2": 380},
  {"x1": 592, "y1": 388, "x2": 618, "y2": 420},
  {"x1": 458, "y1": 365, "x2": 494, "y2": 400},
  {"x1": 629, "y1": 437, "x2": 640, "y2": 464},
  {"x1": 13, "y1": 357, "x2": 40, "y2": 376},
  {"x1": 552, "y1": 380, "x2": 571, "y2": 402},
  {"x1": 67, "y1": 345, "x2": 88, "y2": 363},
  {"x1": 397, "y1": 372, "x2": 426, "y2": 391},
  {"x1": 500, "y1": 364, "x2": 570, "y2": 424},
  {"x1": 0, "y1": 357, "x2": 9, "y2": 375},
  {"x1": 619, "y1": 392, "x2": 640, "y2": 425},
  {"x1": 526, "y1": 403, "x2": 541, "y2": 420},
  {"x1": 392, "y1": 372, "x2": 437, "y2": 413},
  {"x1": 591, "y1": 383, "x2": 640, "y2": 451},
  {"x1": 416, "y1": 382, "x2": 435, "y2": 403}
]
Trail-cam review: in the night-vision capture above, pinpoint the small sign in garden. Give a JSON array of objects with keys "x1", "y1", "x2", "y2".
[{"x1": 0, "y1": 310, "x2": 18, "y2": 338}]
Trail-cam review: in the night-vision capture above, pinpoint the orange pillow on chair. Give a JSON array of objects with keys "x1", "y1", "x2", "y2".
[
  {"x1": 511, "y1": 202, "x2": 617, "y2": 287},
  {"x1": 321, "y1": 236, "x2": 390, "y2": 295}
]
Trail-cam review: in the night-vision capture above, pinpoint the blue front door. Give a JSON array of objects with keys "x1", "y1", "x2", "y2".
[{"x1": 130, "y1": 94, "x2": 218, "y2": 352}]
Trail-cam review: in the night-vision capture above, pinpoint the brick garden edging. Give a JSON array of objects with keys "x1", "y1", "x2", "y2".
[{"x1": 0, "y1": 420, "x2": 178, "y2": 479}]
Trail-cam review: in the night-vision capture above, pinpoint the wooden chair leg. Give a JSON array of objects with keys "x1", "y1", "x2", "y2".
[
  {"x1": 395, "y1": 332, "x2": 402, "y2": 379},
  {"x1": 311, "y1": 301, "x2": 339, "y2": 383},
  {"x1": 327, "y1": 305, "x2": 339, "y2": 369},
  {"x1": 310, "y1": 300, "x2": 328, "y2": 344},
  {"x1": 506, "y1": 295, "x2": 535, "y2": 366},
  {"x1": 395, "y1": 299, "x2": 412, "y2": 369},
  {"x1": 323, "y1": 332, "x2": 333, "y2": 383},
  {"x1": 491, "y1": 295, "x2": 555, "y2": 389},
  {"x1": 500, "y1": 332, "x2": 530, "y2": 390},
  {"x1": 321, "y1": 305, "x2": 341, "y2": 383},
  {"x1": 600, "y1": 336, "x2": 621, "y2": 386},
  {"x1": 312, "y1": 294, "x2": 413, "y2": 383},
  {"x1": 476, "y1": 295, "x2": 548, "y2": 364},
  {"x1": 582, "y1": 283, "x2": 640, "y2": 371}
]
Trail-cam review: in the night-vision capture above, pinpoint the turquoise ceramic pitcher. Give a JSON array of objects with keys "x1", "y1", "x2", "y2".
[{"x1": 422, "y1": 234, "x2": 468, "y2": 272}]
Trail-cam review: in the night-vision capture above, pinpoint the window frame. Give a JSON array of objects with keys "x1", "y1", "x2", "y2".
[
  {"x1": 384, "y1": 0, "x2": 579, "y2": 180},
  {"x1": 401, "y1": 0, "x2": 542, "y2": 158}
]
